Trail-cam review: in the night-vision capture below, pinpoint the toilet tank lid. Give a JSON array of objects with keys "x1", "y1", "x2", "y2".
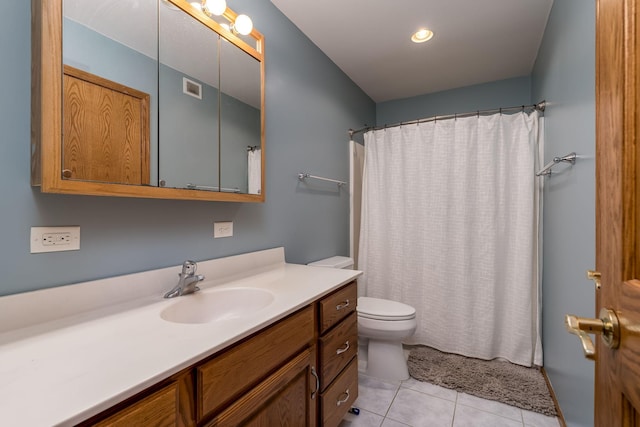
[{"x1": 307, "y1": 256, "x2": 354, "y2": 269}]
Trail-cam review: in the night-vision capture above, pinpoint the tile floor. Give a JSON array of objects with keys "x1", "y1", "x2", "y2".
[{"x1": 339, "y1": 374, "x2": 561, "y2": 427}]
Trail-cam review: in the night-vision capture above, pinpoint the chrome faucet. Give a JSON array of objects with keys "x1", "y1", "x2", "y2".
[{"x1": 164, "y1": 260, "x2": 205, "y2": 298}]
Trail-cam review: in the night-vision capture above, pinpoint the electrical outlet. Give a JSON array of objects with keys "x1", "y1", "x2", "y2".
[
  {"x1": 213, "y1": 221, "x2": 233, "y2": 238},
  {"x1": 31, "y1": 226, "x2": 80, "y2": 253}
]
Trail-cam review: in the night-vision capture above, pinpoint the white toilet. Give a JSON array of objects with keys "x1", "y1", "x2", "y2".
[{"x1": 308, "y1": 256, "x2": 417, "y2": 382}]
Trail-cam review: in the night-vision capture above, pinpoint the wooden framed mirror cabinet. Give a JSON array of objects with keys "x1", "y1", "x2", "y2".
[{"x1": 31, "y1": 0, "x2": 265, "y2": 202}]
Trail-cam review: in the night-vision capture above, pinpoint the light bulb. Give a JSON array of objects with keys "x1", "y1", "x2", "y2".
[
  {"x1": 190, "y1": 1, "x2": 202, "y2": 11},
  {"x1": 234, "y1": 14, "x2": 253, "y2": 35},
  {"x1": 204, "y1": 0, "x2": 226, "y2": 16},
  {"x1": 411, "y1": 28, "x2": 434, "y2": 43}
]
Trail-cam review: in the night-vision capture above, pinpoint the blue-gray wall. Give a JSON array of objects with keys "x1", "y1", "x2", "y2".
[
  {"x1": 0, "y1": 1, "x2": 375, "y2": 297},
  {"x1": 532, "y1": 1, "x2": 596, "y2": 426},
  {"x1": 376, "y1": 76, "x2": 531, "y2": 125}
]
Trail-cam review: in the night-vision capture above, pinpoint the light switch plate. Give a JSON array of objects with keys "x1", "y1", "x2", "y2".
[
  {"x1": 214, "y1": 221, "x2": 233, "y2": 238},
  {"x1": 31, "y1": 226, "x2": 80, "y2": 253}
]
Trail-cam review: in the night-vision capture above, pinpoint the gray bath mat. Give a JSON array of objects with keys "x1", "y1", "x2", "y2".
[{"x1": 408, "y1": 346, "x2": 557, "y2": 417}]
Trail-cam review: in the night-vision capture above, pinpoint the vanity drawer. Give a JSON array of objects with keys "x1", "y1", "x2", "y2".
[
  {"x1": 319, "y1": 281, "x2": 357, "y2": 334},
  {"x1": 320, "y1": 358, "x2": 358, "y2": 427},
  {"x1": 319, "y1": 312, "x2": 357, "y2": 390},
  {"x1": 93, "y1": 383, "x2": 177, "y2": 427},
  {"x1": 197, "y1": 306, "x2": 315, "y2": 421}
]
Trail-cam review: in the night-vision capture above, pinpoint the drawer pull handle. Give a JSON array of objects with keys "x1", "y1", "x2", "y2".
[
  {"x1": 310, "y1": 366, "x2": 320, "y2": 400},
  {"x1": 336, "y1": 340, "x2": 350, "y2": 355},
  {"x1": 336, "y1": 300, "x2": 350, "y2": 310},
  {"x1": 336, "y1": 389, "x2": 350, "y2": 406}
]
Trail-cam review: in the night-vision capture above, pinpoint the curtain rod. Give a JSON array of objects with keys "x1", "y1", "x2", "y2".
[{"x1": 348, "y1": 100, "x2": 546, "y2": 138}]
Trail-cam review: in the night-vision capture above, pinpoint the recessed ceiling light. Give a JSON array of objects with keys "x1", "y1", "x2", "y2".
[{"x1": 411, "y1": 28, "x2": 434, "y2": 43}]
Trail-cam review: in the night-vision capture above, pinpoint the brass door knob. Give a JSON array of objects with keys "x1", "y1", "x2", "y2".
[
  {"x1": 565, "y1": 308, "x2": 620, "y2": 360},
  {"x1": 587, "y1": 270, "x2": 601, "y2": 289}
]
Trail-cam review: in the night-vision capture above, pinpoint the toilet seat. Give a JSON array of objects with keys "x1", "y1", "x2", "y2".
[{"x1": 357, "y1": 297, "x2": 416, "y2": 321}]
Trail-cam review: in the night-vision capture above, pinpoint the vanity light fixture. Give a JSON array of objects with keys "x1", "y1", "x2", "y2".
[
  {"x1": 192, "y1": 0, "x2": 253, "y2": 36},
  {"x1": 411, "y1": 28, "x2": 434, "y2": 43},
  {"x1": 233, "y1": 14, "x2": 253, "y2": 36},
  {"x1": 203, "y1": 0, "x2": 227, "y2": 16}
]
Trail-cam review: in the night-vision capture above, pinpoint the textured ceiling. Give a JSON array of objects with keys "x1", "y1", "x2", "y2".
[{"x1": 270, "y1": 0, "x2": 554, "y2": 102}]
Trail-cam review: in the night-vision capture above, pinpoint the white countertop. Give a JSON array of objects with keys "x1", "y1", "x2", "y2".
[{"x1": 0, "y1": 248, "x2": 361, "y2": 426}]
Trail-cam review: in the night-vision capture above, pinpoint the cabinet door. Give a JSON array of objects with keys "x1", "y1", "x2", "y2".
[
  {"x1": 63, "y1": 65, "x2": 150, "y2": 185},
  {"x1": 92, "y1": 383, "x2": 177, "y2": 427},
  {"x1": 198, "y1": 306, "x2": 315, "y2": 420},
  {"x1": 205, "y1": 347, "x2": 318, "y2": 427}
]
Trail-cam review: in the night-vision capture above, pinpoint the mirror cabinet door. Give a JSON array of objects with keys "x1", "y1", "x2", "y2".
[
  {"x1": 62, "y1": 0, "x2": 158, "y2": 186},
  {"x1": 158, "y1": 4, "x2": 220, "y2": 191},
  {"x1": 36, "y1": 0, "x2": 265, "y2": 202},
  {"x1": 220, "y1": 39, "x2": 262, "y2": 195}
]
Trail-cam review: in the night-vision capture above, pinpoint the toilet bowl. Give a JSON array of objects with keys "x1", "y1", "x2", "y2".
[
  {"x1": 357, "y1": 296, "x2": 417, "y2": 381},
  {"x1": 308, "y1": 256, "x2": 417, "y2": 382}
]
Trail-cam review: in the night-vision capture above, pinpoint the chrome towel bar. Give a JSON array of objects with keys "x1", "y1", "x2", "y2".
[
  {"x1": 298, "y1": 173, "x2": 347, "y2": 187},
  {"x1": 536, "y1": 152, "x2": 577, "y2": 176}
]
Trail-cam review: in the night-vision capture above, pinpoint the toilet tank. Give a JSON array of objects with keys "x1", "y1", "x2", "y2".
[{"x1": 307, "y1": 256, "x2": 354, "y2": 270}]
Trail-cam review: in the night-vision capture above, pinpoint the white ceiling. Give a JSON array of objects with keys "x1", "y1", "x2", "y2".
[{"x1": 270, "y1": 0, "x2": 554, "y2": 103}]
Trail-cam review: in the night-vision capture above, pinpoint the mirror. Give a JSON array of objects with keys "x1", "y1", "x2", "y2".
[
  {"x1": 32, "y1": 0, "x2": 265, "y2": 202},
  {"x1": 158, "y1": 4, "x2": 220, "y2": 190},
  {"x1": 220, "y1": 39, "x2": 262, "y2": 194},
  {"x1": 62, "y1": 0, "x2": 159, "y2": 186}
]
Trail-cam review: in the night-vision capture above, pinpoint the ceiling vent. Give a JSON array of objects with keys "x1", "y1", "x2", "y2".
[{"x1": 183, "y1": 77, "x2": 202, "y2": 100}]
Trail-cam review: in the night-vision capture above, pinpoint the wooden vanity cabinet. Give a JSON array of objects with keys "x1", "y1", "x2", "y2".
[
  {"x1": 317, "y1": 282, "x2": 359, "y2": 427},
  {"x1": 77, "y1": 281, "x2": 358, "y2": 427},
  {"x1": 76, "y1": 369, "x2": 195, "y2": 427},
  {"x1": 206, "y1": 347, "x2": 317, "y2": 426},
  {"x1": 198, "y1": 306, "x2": 316, "y2": 426},
  {"x1": 91, "y1": 383, "x2": 178, "y2": 427}
]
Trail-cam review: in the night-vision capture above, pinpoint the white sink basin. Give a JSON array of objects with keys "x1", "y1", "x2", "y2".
[{"x1": 160, "y1": 287, "x2": 275, "y2": 324}]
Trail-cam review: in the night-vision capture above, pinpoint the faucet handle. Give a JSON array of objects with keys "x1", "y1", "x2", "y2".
[{"x1": 182, "y1": 260, "x2": 197, "y2": 275}]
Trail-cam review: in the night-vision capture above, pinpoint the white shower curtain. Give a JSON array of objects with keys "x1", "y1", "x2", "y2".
[
  {"x1": 358, "y1": 112, "x2": 543, "y2": 367},
  {"x1": 350, "y1": 140, "x2": 365, "y2": 268},
  {"x1": 248, "y1": 148, "x2": 261, "y2": 195}
]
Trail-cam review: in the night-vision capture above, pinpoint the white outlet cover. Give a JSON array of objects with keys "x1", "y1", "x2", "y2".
[
  {"x1": 31, "y1": 226, "x2": 80, "y2": 253},
  {"x1": 213, "y1": 221, "x2": 233, "y2": 238}
]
